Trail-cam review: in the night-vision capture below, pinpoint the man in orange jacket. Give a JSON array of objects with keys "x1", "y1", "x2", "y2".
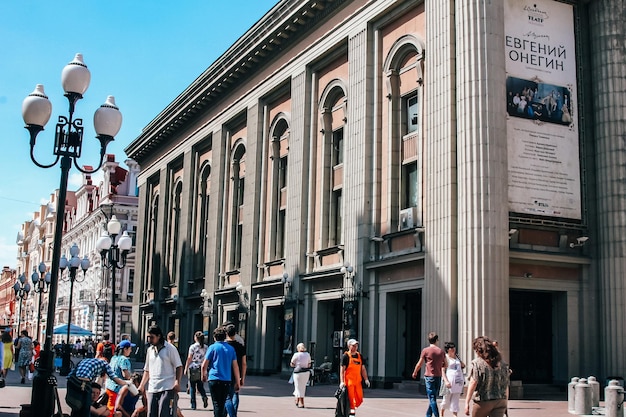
[{"x1": 339, "y1": 339, "x2": 370, "y2": 417}]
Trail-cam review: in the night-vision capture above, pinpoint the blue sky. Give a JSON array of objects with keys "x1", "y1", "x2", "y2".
[{"x1": 0, "y1": 0, "x2": 277, "y2": 269}]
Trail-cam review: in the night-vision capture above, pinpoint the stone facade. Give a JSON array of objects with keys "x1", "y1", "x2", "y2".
[{"x1": 126, "y1": 0, "x2": 626, "y2": 385}]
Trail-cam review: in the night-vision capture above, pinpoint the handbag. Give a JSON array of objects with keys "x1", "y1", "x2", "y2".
[
  {"x1": 439, "y1": 379, "x2": 450, "y2": 397},
  {"x1": 65, "y1": 376, "x2": 87, "y2": 410},
  {"x1": 188, "y1": 367, "x2": 201, "y2": 382}
]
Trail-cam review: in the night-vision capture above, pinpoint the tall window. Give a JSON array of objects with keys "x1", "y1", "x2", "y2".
[
  {"x1": 275, "y1": 155, "x2": 287, "y2": 258},
  {"x1": 168, "y1": 181, "x2": 182, "y2": 284},
  {"x1": 194, "y1": 164, "x2": 211, "y2": 278},
  {"x1": 230, "y1": 146, "x2": 246, "y2": 271},
  {"x1": 147, "y1": 194, "x2": 159, "y2": 293}
]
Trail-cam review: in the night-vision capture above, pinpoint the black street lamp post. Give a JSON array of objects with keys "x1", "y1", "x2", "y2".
[
  {"x1": 22, "y1": 53, "x2": 121, "y2": 417},
  {"x1": 59, "y1": 243, "x2": 90, "y2": 376},
  {"x1": 31, "y1": 262, "x2": 51, "y2": 343},
  {"x1": 97, "y1": 215, "x2": 132, "y2": 343},
  {"x1": 13, "y1": 274, "x2": 31, "y2": 334}
]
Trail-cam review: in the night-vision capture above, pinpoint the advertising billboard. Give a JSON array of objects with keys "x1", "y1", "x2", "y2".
[{"x1": 505, "y1": 0, "x2": 580, "y2": 220}]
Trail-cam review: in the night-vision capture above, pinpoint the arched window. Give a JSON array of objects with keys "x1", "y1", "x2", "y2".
[
  {"x1": 146, "y1": 193, "x2": 159, "y2": 295},
  {"x1": 319, "y1": 79, "x2": 348, "y2": 247},
  {"x1": 230, "y1": 144, "x2": 246, "y2": 270},
  {"x1": 383, "y1": 35, "x2": 424, "y2": 231},
  {"x1": 268, "y1": 116, "x2": 290, "y2": 260},
  {"x1": 168, "y1": 181, "x2": 183, "y2": 284},
  {"x1": 193, "y1": 162, "x2": 211, "y2": 278}
]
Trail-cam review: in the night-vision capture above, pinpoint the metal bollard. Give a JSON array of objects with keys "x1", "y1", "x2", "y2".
[
  {"x1": 588, "y1": 376, "x2": 600, "y2": 407},
  {"x1": 575, "y1": 378, "x2": 592, "y2": 415},
  {"x1": 568, "y1": 377, "x2": 580, "y2": 411},
  {"x1": 605, "y1": 380, "x2": 624, "y2": 417}
]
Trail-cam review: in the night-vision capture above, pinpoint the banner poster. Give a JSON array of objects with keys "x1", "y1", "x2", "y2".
[{"x1": 505, "y1": 0, "x2": 580, "y2": 220}]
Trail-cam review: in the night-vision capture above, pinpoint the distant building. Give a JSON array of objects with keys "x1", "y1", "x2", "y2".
[{"x1": 14, "y1": 155, "x2": 139, "y2": 344}]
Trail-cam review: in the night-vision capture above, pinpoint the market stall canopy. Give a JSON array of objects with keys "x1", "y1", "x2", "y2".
[{"x1": 52, "y1": 323, "x2": 94, "y2": 336}]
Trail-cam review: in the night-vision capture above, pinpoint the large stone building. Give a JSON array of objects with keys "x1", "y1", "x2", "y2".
[{"x1": 126, "y1": 0, "x2": 626, "y2": 387}]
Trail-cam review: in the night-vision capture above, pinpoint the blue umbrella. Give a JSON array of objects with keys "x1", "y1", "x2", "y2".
[{"x1": 52, "y1": 323, "x2": 94, "y2": 336}]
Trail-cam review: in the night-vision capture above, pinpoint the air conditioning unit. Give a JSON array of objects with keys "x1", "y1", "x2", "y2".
[{"x1": 399, "y1": 207, "x2": 419, "y2": 230}]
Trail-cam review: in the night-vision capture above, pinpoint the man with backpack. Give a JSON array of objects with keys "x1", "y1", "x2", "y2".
[{"x1": 96, "y1": 333, "x2": 116, "y2": 363}]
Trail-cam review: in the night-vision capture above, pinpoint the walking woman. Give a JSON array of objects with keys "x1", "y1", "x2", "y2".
[
  {"x1": 441, "y1": 342, "x2": 465, "y2": 417},
  {"x1": 464, "y1": 336, "x2": 510, "y2": 417},
  {"x1": 185, "y1": 331, "x2": 208, "y2": 410},
  {"x1": 1, "y1": 330, "x2": 13, "y2": 378},
  {"x1": 16, "y1": 330, "x2": 33, "y2": 384},
  {"x1": 290, "y1": 342, "x2": 312, "y2": 408}
]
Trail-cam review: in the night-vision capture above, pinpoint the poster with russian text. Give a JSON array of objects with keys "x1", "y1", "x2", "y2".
[{"x1": 505, "y1": 0, "x2": 580, "y2": 220}]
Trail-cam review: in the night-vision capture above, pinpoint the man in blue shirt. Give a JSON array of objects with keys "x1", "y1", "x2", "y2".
[{"x1": 201, "y1": 327, "x2": 240, "y2": 417}]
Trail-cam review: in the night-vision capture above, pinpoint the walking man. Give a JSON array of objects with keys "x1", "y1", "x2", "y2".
[
  {"x1": 224, "y1": 323, "x2": 246, "y2": 417},
  {"x1": 202, "y1": 326, "x2": 240, "y2": 417},
  {"x1": 339, "y1": 339, "x2": 370, "y2": 417},
  {"x1": 139, "y1": 325, "x2": 183, "y2": 417},
  {"x1": 412, "y1": 332, "x2": 447, "y2": 417}
]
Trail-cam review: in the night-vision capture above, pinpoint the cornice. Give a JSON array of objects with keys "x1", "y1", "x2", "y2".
[{"x1": 125, "y1": 0, "x2": 348, "y2": 164}]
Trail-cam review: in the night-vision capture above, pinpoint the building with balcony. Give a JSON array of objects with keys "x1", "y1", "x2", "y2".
[
  {"x1": 126, "y1": 0, "x2": 626, "y2": 387},
  {"x1": 13, "y1": 155, "x2": 139, "y2": 344}
]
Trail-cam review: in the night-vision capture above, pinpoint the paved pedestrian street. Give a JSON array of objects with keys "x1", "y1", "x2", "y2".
[{"x1": 0, "y1": 370, "x2": 588, "y2": 417}]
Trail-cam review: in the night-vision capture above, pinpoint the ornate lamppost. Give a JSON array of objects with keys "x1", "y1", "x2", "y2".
[
  {"x1": 59, "y1": 243, "x2": 89, "y2": 376},
  {"x1": 31, "y1": 262, "x2": 51, "y2": 343},
  {"x1": 22, "y1": 53, "x2": 121, "y2": 417},
  {"x1": 97, "y1": 215, "x2": 132, "y2": 343},
  {"x1": 13, "y1": 274, "x2": 31, "y2": 333}
]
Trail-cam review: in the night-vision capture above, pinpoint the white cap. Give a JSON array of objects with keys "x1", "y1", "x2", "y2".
[{"x1": 347, "y1": 339, "x2": 359, "y2": 346}]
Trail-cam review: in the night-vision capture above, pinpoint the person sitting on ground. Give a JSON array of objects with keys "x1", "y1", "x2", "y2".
[
  {"x1": 116, "y1": 373, "x2": 147, "y2": 417},
  {"x1": 91, "y1": 382, "x2": 122, "y2": 417}
]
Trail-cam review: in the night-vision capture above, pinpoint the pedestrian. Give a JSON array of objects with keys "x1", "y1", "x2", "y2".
[
  {"x1": 96, "y1": 333, "x2": 116, "y2": 363},
  {"x1": 184, "y1": 331, "x2": 208, "y2": 410},
  {"x1": 105, "y1": 340, "x2": 136, "y2": 417},
  {"x1": 16, "y1": 330, "x2": 33, "y2": 384},
  {"x1": 224, "y1": 322, "x2": 247, "y2": 417},
  {"x1": 65, "y1": 357, "x2": 129, "y2": 417},
  {"x1": 165, "y1": 332, "x2": 185, "y2": 417},
  {"x1": 412, "y1": 332, "x2": 446, "y2": 417},
  {"x1": 464, "y1": 336, "x2": 510, "y2": 417},
  {"x1": 138, "y1": 325, "x2": 183, "y2": 417},
  {"x1": 91, "y1": 381, "x2": 122, "y2": 417},
  {"x1": 116, "y1": 372, "x2": 147, "y2": 417},
  {"x1": 1, "y1": 329, "x2": 14, "y2": 378},
  {"x1": 290, "y1": 342, "x2": 312, "y2": 408},
  {"x1": 440, "y1": 342, "x2": 465, "y2": 417},
  {"x1": 201, "y1": 326, "x2": 240, "y2": 417},
  {"x1": 339, "y1": 339, "x2": 370, "y2": 417}
]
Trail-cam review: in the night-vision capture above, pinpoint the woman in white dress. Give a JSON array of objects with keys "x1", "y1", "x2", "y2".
[
  {"x1": 290, "y1": 342, "x2": 312, "y2": 408},
  {"x1": 441, "y1": 342, "x2": 465, "y2": 417}
]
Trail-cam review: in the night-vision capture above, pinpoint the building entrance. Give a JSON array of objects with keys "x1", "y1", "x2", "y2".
[
  {"x1": 509, "y1": 290, "x2": 553, "y2": 383},
  {"x1": 385, "y1": 289, "x2": 422, "y2": 381}
]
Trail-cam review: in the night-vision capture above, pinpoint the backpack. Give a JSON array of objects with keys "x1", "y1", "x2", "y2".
[{"x1": 102, "y1": 342, "x2": 114, "y2": 361}]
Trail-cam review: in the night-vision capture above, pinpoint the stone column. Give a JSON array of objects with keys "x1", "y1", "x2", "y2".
[
  {"x1": 589, "y1": 0, "x2": 626, "y2": 378},
  {"x1": 454, "y1": 0, "x2": 510, "y2": 359},
  {"x1": 345, "y1": 27, "x2": 372, "y2": 343},
  {"x1": 424, "y1": 0, "x2": 458, "y2": 346}
]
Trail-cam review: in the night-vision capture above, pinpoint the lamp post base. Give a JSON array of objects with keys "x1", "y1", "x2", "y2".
[{"x1": 31, "y1": 350, "x2": 58, "y2": 417}]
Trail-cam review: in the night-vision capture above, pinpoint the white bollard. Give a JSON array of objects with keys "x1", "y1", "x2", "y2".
[
  {"x1": 588, "y1": 376, "x2": 600, "y2": 407},
  {"x1": 575, "y1": 378, "x2": 592, "y2": 415},
  {"x1": 568, "y1": 377, "x2": 579, "y2": 411},
  {"x1": 605, "y1": 380, "x2": 624, "y2": 417}
]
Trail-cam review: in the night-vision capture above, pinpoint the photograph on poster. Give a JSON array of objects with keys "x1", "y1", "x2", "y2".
[{"x1": 506, "y1": 76, "x2": 573, "y2": 126}]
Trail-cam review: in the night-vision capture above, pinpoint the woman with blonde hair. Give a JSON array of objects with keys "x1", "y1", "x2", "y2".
[{"x1": 290, "y1": 342, "x2": 312, "y2": 408}]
